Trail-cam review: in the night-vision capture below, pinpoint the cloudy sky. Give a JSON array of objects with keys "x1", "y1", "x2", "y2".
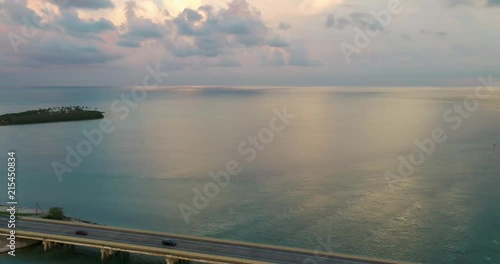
[{"x1": 0, "y1": 0, "x2": 498, "y2": 86}]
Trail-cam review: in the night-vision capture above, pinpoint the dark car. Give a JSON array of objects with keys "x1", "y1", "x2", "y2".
[
  {"x1": 162, "y1": 239, "x2": 176, "y2": 246},
  {"x1": 75, "y1": 230, "x2": 88, "y2": 236}
]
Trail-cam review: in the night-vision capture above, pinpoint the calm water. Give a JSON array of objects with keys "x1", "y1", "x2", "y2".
[{"x1": 0, "y1": 87, "x2": 499, "y2": 264}]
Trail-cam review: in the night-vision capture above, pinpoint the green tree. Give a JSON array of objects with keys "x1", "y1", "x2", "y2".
[{"x1": 46, "y1": 207, "x2": 65, "y2": 220}]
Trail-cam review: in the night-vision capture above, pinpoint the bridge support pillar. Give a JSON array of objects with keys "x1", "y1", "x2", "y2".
[
  {"x1": 101, "y1": 248, "x2": 115, "y2": 261},
  {"x1": 101, "y1": 248, "x2": 108, "y2": 261},
  {"x1": 166, "y1": 257, "x2": 177, "y2": 264},
  {"x1": 43, "y1": 241, "x2": 53, "y2": 252}
]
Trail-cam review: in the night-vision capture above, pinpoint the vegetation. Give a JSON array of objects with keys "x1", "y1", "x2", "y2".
[
  {"x1": 0, "y1": 211, "x2": 35, "y2": 217},
  {"x1": 0, "y1": 106, "x2": 103, "y2": 126},
  {"x1": 44, "y1": 207, "x2": 65, "y2": 220}
]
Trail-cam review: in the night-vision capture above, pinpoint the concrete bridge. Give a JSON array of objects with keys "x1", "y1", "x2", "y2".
[{"x1": 0, "y1": 216, "x2": 410, "y2": 264}]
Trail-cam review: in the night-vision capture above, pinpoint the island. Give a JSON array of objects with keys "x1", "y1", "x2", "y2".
[{"x1": 0, "y1": 106, "x2": 104, "y2": 126}]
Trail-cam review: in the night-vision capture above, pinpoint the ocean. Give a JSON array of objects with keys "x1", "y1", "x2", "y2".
[{"x1": 0, "y1": 86, "x2": 499, "y2": 264}]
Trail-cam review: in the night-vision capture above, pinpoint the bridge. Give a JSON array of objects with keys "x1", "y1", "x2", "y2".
[{"x1": 0, "y1": 216, "x2": 409, "y2": 264}]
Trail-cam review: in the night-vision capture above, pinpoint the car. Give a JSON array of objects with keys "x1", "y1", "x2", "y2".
[
  {"x1": 75, "y1": 230, "x2": 88, "y2": 236},
  {"x1": 162, "y1": 239, "x2": 176, "y2": 246}
]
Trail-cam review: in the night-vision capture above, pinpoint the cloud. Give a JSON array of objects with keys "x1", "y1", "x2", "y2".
[
  {"x1": 447, "y1": 0, "x2": 474, "y2": 7},
  {"x1": 278, "y1": 22, "x2": 291, "y2": 30},
  {"x1": 487, "y1": 0, "x2": 500, "y2": 6},
  {"x1": 28, "y1": 38, "x2": 122, "y2": 65},
  {"x1": 420, "y1": 29, "x2": 448, "y2": 37},
  {"x1": 166, "y1": 0, "x2": 269, "y2": 57},
  {"x1": 262, "y1": 40, "x2": 319, "y2": 67},
  {"x1": 214, "y1": 57, "x2": 241, "y2": 67},
  {"x1": 266, "y1": 49, "x2": 286, "y2": 66},
  {"x1": 267, "y1": 35, "x2": 290, "y2": 47},
  {"x1": 125, "y1": 2, "x2": 164, "y2": 38},
  {"x1": 48, "y1": 0, "x2": 115, "y2": 10},
  {"x1": 58, "y1": 10, "x2": 114, "y2": 34},
  {"x1": 324, "y1": 12, "x2": 382, "y2": 31},
  {"x1": 116, "y1": 38, "x2": 141, "y2": 48},
  {"x1": 0, "y1": 0, "x2": 42, "y2": 27},
  {"x1": 324, "y1": 14, "x2": 335, "y2": 28},
  {"x1": 165, "y1": 36, "x2": 224, "y2": 57},
  {"x1": 286, "y1": 41, "x2": 320, "y2": 66},
  {"x1": 164, "y1": 0, "x2": 319, "y2": 67},
  {"x1": 401, "y1": 34, "x2": 411, "y2": 41},
  {"x1": 447, "y1": 0, "x2": 500, "y2": 7},
  {"x1": 349, "y1": 12, "x2": 383, "y2": 31},
  {"x1": 181, "y1": 8, "x2": 203, "y2": 22},
  {"x1": 117, "y1": 1, "x2": 167, "y2": 48},
  {"x1": 300, "y1": 0, "x2": 344, "y2": 15}
]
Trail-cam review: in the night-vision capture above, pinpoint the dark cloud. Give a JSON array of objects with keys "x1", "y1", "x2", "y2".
[
  {"x1": 128, "y1": 23, "x2": 164, "y2": 39},
  {"x1": 125, "y1": 2, "x2": 164, "y2": 38},
  {"x1": 286, "y1": 41, "x2": 320, "y2": 67},
  {"x1": 324, "y1": 12, "x2": 382, "y2": 31},
  {"x1": 420, "y1": 29, "x2": 448, "y2": 37},
  {"x1": 278, "y1": 22, "x2": 291, "y2": 30},
  {"x1": 487, "y1": 0, "x2": 500, "y2": 6},
  {"x1": 116, "y1": 39, "x2": 141, "y2": 48},
  {"x1": 117, "y1": 1, "x2": 167, "y2": 48},
  {"x1": 349, "y1": 12, "x2": 384, "y2": 31},
  {"x1": 0, "y1": 0, "x2": 42, "y2": 28},
  {"x1": 29, "y1": 38, "x2": 121, "y2": 65},
  {"x1": 48, "y1": 0, "x2": 115, "y2": 10},
  {"x1": 401, "y1": 34, "x2": 412, "y2": 41},
  {"x1": 177, "y1": 1, "x2": 267, "y2": 36},
  {"x1": 198, "y1": 5, "x2": 214, "y2": 15},
  {"x1": 447, "y1": 0, "x2": 473, "y2": 6},
  {"x1": 165, "y1": 37, "x2": 224, "y2": 58},
  {"x1": 182, "y1": 8, "x2": 203, "y2": 22},
  {"x1": 267, "y1": 50, "x2": 286, "y2": 66},
  {"x1": 447, "y1": 0, "x2": 500, "y2": 7},
  {"x1": 337, "y1": 17, "x2": 350, "y2": 29},
  {"x1": 163, "y1": 0, "x2": 317, "y2": 66},
  {"x1": 166, "y1": 0, "x2": 269, "y2": 57},
  {"x1": 58, "y1": 11, "x2": 114, "y2": 33},
  {"x1": 324, "y1": 14, "x2": 335, "y2": 28},
  {"x1": 214, "y1": 57, "x2": 241, "y2": 67},
  {"x1": 267, "y1": 35, "x2": 290, "y2": 47},
  {"x1": 0, "y1": 0, "x2": 318, "y2": 72},
  {"x1": 172, "y1": 9, "x2": 202, "y2": 35},
  {"x1": 261, "y1": 40, "x2": 319, "y2": 67}
]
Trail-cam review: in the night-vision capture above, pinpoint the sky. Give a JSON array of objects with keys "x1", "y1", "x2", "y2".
[{"x1": 0, "y1": 0, "x2": 498, "y2": 87}]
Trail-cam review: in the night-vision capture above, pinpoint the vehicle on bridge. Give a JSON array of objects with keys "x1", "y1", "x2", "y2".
[
  {"x1": 75, "y1": 230, "x2": 88, "y2": 236},
  {"x1": 161, "y1": 239, "x2": 176, "y2": 246}
]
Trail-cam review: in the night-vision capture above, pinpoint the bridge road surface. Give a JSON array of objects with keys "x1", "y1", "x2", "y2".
[{"x1": 0, "y1": 216, "x2": 405, "y2": 264}]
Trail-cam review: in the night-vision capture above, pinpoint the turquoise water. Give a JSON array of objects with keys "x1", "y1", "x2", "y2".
[{"x1": 0, "y1": 87, "x2": 499, "y2": 263}]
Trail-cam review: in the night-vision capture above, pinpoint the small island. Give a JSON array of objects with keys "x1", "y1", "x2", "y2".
[{"x1": 0, "y1": 106, "x2": 104, "y2": 126}]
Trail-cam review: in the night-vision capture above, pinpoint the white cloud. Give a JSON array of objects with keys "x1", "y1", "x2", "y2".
[{"x1": 299, "y1": 0, "x2": 344, "y2": 15}]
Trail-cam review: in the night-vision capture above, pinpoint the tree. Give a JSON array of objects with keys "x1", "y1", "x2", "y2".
[{"x1": 46, "y1": 207, "x2": 65, "y2": 220}]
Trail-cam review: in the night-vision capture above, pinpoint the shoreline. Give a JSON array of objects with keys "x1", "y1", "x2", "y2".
[{"x1": 0, "y1": 205, "x2": 99, "y2": 254}]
